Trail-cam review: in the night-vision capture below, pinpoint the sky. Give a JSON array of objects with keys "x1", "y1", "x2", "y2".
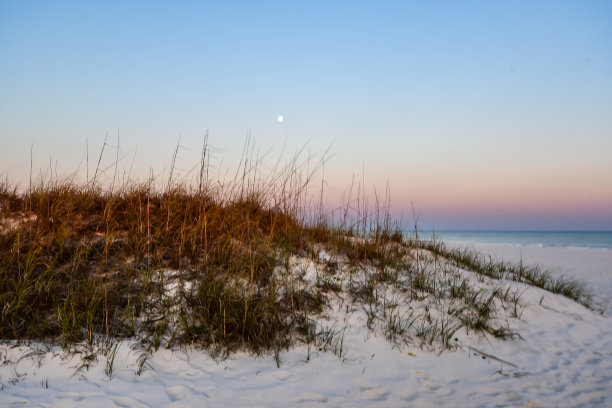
[{"x1": 1, "y1": 1, "x2": 611, "y2": 230}]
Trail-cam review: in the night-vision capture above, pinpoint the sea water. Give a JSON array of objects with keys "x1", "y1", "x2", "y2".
[{"x1": 412, "y1": 231, "x2": 612, "y2": 250}]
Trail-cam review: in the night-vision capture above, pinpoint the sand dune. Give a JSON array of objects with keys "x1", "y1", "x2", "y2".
[{"x1": 1, "y1": 244, "x2": 610, "y2": 407}]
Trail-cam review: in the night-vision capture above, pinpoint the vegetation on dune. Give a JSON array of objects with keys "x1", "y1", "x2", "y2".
[
  {"x1": 419, "y1": 240, "x2": 592, "y2": 307},
  {"x1": 0, "y1": 168, "x2": 326, "y2": 353},
  {"x1": 0, "y1": 141, "x2": 592, "y2": 360}
]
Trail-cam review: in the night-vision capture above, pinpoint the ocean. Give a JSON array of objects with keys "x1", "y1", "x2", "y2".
[{"x1": 412, "y1": 230, "x2": 612, "y2": 250}]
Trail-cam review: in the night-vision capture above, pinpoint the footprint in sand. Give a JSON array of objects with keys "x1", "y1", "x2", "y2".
[
  {"x1": 425, "y1": 381, "x2": 440, "y2": 391},
  {"x1": 582, "y1": 356, "x2": 601, "y2": 365},
  {"x1": 356, "y1": 381, "x2": 389, "y2": 401},
  {"x1": 296, "y1": 393, "x2": 328, "y2": 403},
  {"x1": 361, "y1": 387, "x2": 389, "y2": 401},
  {"x1": 504, "y1": 391, "x2": 523, "y2": 402},
  {"x1": 355, "y1": 380, "x2": 377, "y2": 391},
  {"x1": 273, "y1": 370, "x2": 291, "y2": 381},
  {"x1": 2, "y1": 397, "x2": 29, "y2": 407},
  {"x1": 192, "y1": 385, "x2": 219, "y2": 399},
  {"x1": 55, "y1": 392, "x2": 85, "y2": 401},
  {"x1": 433, "y1": 386, "x2": 454, "y2": 397},
  {"x1": 164, "y1": 385, "x2": 195, "y2": 402},
  {"x1": 13, "y1": 389, "x2": 48, "y2": 398},
  {"x1": 112, "y1": 396, "x2": 148, "y2": 408},
  {"x1": 397, "y1": 389, "x2": 419, "y2": 401},
  {"x1": 420, "y1": 380, "x2": 453, "y2": 398}
]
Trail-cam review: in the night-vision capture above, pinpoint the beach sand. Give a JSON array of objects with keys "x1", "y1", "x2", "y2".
[
  {"x1": 456, "y1": 243, "x2": 612, "y2": 313},
  {"x1": 1, "y1": 244, "x2": 610, "y2": 407}
]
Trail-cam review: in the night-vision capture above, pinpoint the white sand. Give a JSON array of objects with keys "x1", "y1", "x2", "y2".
[
  {"x1": 1, "y1": 245, "x2": 611, "y2": 407},
  {"x1": 454, "y1": 243, "x2": 612, "y2": 313}
]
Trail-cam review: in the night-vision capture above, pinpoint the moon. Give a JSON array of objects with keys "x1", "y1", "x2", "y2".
[{"x1": 277, "y1": 115, "x2": 284, "y2": 123}]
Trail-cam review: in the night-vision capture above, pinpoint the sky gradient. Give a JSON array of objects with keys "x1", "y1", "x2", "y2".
[{"x1": 1, "y1": 1, "x2": 611, "y2": 230}]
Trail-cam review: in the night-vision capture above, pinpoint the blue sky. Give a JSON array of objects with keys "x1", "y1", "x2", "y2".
[{"x1": 1, "y1": 1, "x2": 611, "y2": 229}]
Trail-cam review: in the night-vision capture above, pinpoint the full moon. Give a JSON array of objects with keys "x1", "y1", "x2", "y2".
[{"x1": 277, "y1": 115, "x2": 284, "y2": 123}]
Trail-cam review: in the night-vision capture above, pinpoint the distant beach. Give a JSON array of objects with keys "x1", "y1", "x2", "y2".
[{"x1": 418, "y1": 230, "x2": 612, "y2": 250}]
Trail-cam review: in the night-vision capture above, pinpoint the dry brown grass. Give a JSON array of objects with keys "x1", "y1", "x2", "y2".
[{"x1": 0, "y1": 141, "x2": 590, "y2": 356}]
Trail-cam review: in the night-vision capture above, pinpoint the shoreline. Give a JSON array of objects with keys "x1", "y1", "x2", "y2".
[
  {"x1": 428, "y1": 239, "x2": 612, "y2": 252},
  {"x1": 413, "y1": 230, "x2": 612, "y2": 251}
]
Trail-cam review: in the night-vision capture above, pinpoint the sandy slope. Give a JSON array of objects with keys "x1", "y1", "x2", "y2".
[
  {"x1": 457, "y1": 243, "x2": 612, "y2": 313},
  {"x1": 1, "y1": 245, "x2": 611, "y2": 407}
]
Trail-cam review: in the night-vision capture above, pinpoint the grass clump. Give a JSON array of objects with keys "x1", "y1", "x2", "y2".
[
  {"x1": 0, "y1": 141, "x2": 334, "y2": 354},
  {"x1": 419, "y1": 241, "x2": 592, "y2": 308},
  {"x1": 0, "y1": 140, "x2": 593, "y2": 359}
]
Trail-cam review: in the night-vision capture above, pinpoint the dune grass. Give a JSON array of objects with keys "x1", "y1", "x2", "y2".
[
  {"x1": 417, "y1": 240, "x2": 592, "y2": 308},
  {"x1": 0, "y1": 142, "x2": 592, "y2": 359},
  {"x1": 0, "y1": 167, "x2": 330, "y2": 353}
]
